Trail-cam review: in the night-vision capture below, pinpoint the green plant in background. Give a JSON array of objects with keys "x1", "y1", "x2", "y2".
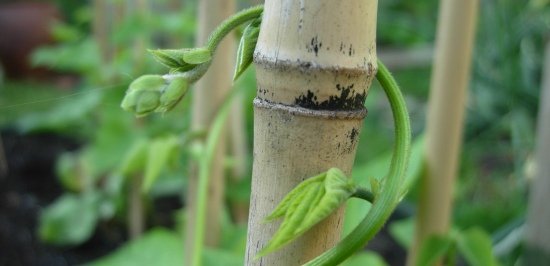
[{"x1": 25, "y1": 2, "x2": 199, "y2": 246}]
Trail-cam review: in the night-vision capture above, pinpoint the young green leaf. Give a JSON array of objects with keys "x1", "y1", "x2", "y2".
[
  {"x1": 416, "y1": 234, "x2": 454, "y2": 266},
  {"x1": 234, "y1": 17, "x2": 261, "y2": 81},
  {"x1": 263, "y1": 172, "x2": 325, "y2": 222},
  {"x1": 56, "y1": 152, "x2": 83, "y2": 192},
  {"x1": 456, "y1": 227, "x2": 500, "y2": 266},
  {"x1": 39, "y1": 194, "x2": 100, "y2": 245},
  {"x1": 257, "y1": 168, "x2": 356, "y2": 258},
  {"x1": 143, "y1": 136, "x2": 180, "y2": 192},
  {"x1": 182, "y1": 47, "x2": 212, "y2": 64},
  {"x1": 148, "y1": 49, "x2": 186, "y2": 68},
  {"x1": 117, "y1": 139, "x2": 148, "y2": 177},
  {"x1": 148, "y1": 49, "x2": 196, "y2": 71},
  {"x1": 257, "y1": 184, "x2": 320, "y2": 258},
  {"x1": 297, "y1": 168, "x2": 355, "y2": 232}
]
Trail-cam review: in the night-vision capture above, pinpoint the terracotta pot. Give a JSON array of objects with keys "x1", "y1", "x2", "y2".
[{"x1": 0, "y1": 2, "x2": 60, "y2": 79}]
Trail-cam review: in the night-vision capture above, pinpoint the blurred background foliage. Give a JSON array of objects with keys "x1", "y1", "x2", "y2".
[{"x1": 0, "y1": 0, "x2": 549, "y2": 265}]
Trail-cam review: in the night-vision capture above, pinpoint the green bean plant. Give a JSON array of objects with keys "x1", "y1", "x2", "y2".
[{"x1": 121, "y1": 5, "x2": 412, "y2": 266}]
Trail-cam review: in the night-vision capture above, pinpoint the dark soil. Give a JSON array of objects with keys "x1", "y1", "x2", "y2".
[
  {"x1": 0, "y1": 130, "x2": 184, "y2": 266},
  {"x1": 0, "y1": 130, "x2": 121, "y2": 266}
]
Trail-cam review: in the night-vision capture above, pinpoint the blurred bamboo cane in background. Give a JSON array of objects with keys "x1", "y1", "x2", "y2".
[
  {"x1": 184, "y1": 0, "x2": 236, "y2": 263},
  {"x1": 524, "y1": 38, "x2": 550, "y2": 265},
  {"x1": 407, "y1": 0, "x2": 479, "y2": 265}
]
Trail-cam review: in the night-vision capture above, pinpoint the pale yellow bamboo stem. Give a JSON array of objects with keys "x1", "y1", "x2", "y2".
[
  {"x1": 245, "y1": 1, "x2": 378, "y2": 265},
  {"x1": 228, "y1": 97, "x2": 250, "y2": 223},
  {"x1": 524, "y1": 38, "x2": 550, "y2": 264},
  {"x1": 407, "y1": 1, "x2": 479, "y2": 265},
  {"x1": 184, "y1": 0, "x2": 235, "y2": 262},
  {"x1": 128, "y1": 174, "x2": 144, "y2": 239},
  {"x1": 131, "y1": 0, "x2": 149, "y2": 74},
  {"x1": 92, "y1": 0, "x2": 110, "y2": 64}
]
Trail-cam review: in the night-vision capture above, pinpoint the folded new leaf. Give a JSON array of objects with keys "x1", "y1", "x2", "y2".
[
  {"x1": 234, "y1": 17, "x2": 261, "y2": 81},
  {"x1": 181, "y1": 47, "x2": 212, "y2": 64},
  {"x1": 257, "y1": 168, "x2": 356, "y2": 258},
  {"x1": 148, "y1": 47, "x2": 211, "y2": 70}
]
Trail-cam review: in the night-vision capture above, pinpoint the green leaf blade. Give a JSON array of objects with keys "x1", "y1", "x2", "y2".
[
  {"x1": 234, "y1": 18, "x2": 261, "y2": 81},
  {"x1": 182, "y1": 47, "x2": 212, "y2": 64},
  {"x1": 148, "y1": 49, "x2": 187, "y2": 68},
  {"x1": 257, "y1": 168, "x2": 355, "y2": 259},
  {"x1": 457, "y1": 227, "x2": 500, "y2": 266},
  {"x1": 142, "y1": 136, "x2": 180, "y2": 192},
  {"x1": 263, "y1": 172, "x2": 325, "y2": 222},
  {"x1": 416, "y1": 234, "x2": 453, "y2": 266}
]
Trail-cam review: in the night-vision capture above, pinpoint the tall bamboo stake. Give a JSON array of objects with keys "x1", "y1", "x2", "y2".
[
  {"x1": 524, "y1": 39, "x2": 550, "y2": 264},
  {"x1": 228, "y1": 98, "x2": 250, "y2": 223},
  {"x1": 407, "y1": 0, "x2": 479, "y2": 265},
  {"x1": 92, "y1": 0, "x2": 111, "y2": 66},
  {"x1": 184, "y1": 0, "x2": 235, "y2": 262},
  {"x1": 244, "y1": 1, "x2": 378, "y2": 265}
]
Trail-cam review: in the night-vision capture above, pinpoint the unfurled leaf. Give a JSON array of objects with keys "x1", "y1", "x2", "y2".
[
  {"x1": 118, "y1": 139, "x2": 148, "y2": 177},
  {"x1": 297, "y1": 168, "x2": 354, "y2": 232},
  {"x1": 88, "y1": 228, "x2": 243, "y2": 266},
  {"x1": 39, "y1": 194, "x2": 100, "y2": 245},
  {"x1": 417, "y1": 234, "x2": 453, "y2": 266},
  {"x1": 234, "y1": 18, "x2": 261, "y2": 81},
  {"x1": 456, "y1": 228, "x2": 500, "y2": 266},
  {"x1": 388, "y1": 217, "x2": 415, "y2": 249},
  {"x1": 56, "y1": 152, "x2": 84, "y2": 192},
  {"x1": 88, "y1": 228, "x2": 184, "y2": 266},
  {"x1": 257, "y1": 168, "x2": 355, "y2": 258},
  {"x1": 182, "y1": 47, "x2": 212, "y2": 64},
  {"x1": 263, "y1": 172, "x2": 325, "y2": 221},
  {"x1": 343, "y1": 251, "x2": 388, "y2": 266},
  {"x1": 143, "y1": 136, "x2": 180, "y2": 192}
]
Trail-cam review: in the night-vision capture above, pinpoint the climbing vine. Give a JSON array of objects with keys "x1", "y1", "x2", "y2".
[{"x1": 121, "y1": 5, "x2": 411, "y2": 266}]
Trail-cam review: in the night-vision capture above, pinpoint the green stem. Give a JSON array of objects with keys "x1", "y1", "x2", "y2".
[
  {"x1": 191, "y1": 85, "x2": 247, "y2": 266},
  {"x1": 352, "y1": 187, "x2": 375, "y2": 204},
  {"x1": 165, "y1": 5, "x2": 264, "y2": 84},
  {"x1": 205, "y1": 5, "x2": 263, "y2": 52},
  {"x1": 304, "y1": 60, "x2": 412, "y2": 265}
]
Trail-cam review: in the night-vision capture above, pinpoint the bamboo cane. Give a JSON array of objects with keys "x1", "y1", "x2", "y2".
[
  {"x1": 524, "y1": 38, "x2": 550, "y2": 264},
  {"x1": 407, "y1": 0, "x2": 479, "y2": 265},
  {"x1": 184, "y1": 0, "x2": 236, "y2": 263},
  {"x1": 244, "y1": 1, "x2": 378, "y2": 264}
]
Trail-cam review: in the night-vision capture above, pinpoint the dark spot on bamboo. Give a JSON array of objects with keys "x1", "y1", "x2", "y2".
[
  {"x1": 300, "y1": 61, "x2": 312, "y2": 68},
  {"x1": 349, "y1": 127, "x2": 358, "y2": 143},
  {"x1": 348, "y1": 44, "x2": 355, "y2": 56},
  {"x1": 307, "y1": 36, "x2": 322, "y2": 56},
  {"x1": 294, "y1": 84, "x2": 366, "y2": 111}
]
